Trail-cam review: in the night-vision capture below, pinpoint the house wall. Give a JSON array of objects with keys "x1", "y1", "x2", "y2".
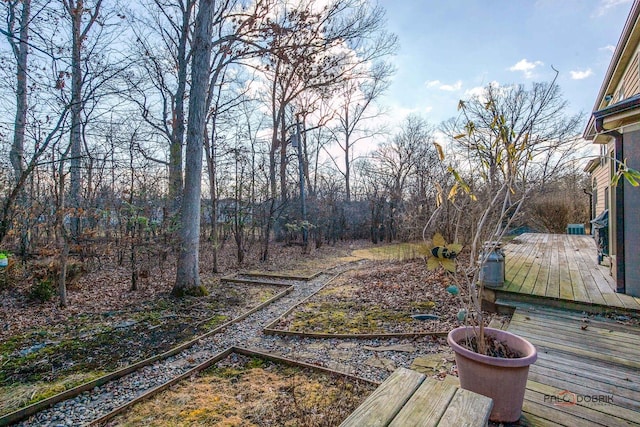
[
  {"x1": 591, "y1": 158, "x2": 611, "y2": 217},
  {"x1": 613, "y1": 50, "x2": 640, "y2": 101},
  {"x1": 623, "y1": 129, "x2": 640, "y2": 297}
]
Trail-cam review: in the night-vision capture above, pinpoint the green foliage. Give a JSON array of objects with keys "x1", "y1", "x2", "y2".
[
  {"x1": 410, "y1": 301, "x2": 436, "y2": 311},
  {"x1": 246, "y1": 357, "x2": 267, "y2": 369},
  {"x1": 285, "y1": 220, "x2": 316, "y2": 233},
  {"x1": 171, "y1": 284, "x2": 209, "y2": 298},
  {"x1": 202, "y1": 315, "x2": 228, "y2": 330},
  {"x1": 612, "y1": 158, "x2": 640, "y2": 187},
  {"x1": 28, "y1": 279, "x2": 55, "y2": 303}
]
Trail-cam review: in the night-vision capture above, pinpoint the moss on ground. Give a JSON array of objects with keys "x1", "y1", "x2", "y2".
[{"x1": 0, "y1": 284, "x2": 279, "y2": 417}]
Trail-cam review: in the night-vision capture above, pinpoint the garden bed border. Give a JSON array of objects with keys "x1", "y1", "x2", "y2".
[
  {"x1": 88, "y1": 346, "x2": 380, "y2": 426},
  {"x1": 262, "y1": 268, "x2": 450, "y2": 340}
]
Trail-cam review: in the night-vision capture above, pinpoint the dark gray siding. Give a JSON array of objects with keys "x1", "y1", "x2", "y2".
[{"x1": 624, "y1": 129, "x2": 640, "y2": 297}]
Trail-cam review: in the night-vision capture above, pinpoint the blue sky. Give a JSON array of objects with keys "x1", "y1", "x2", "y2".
[{"x1": 377, "y1": 0, "x2": 633, "y2": 129}]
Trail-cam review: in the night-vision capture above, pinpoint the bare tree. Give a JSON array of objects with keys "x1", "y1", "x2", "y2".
[
  {"x1": 441, "y1": 77, "x2": 582, "y2": 260},
  {"x1": 6, "y1": 0, "x2": 30, "y2": 182},
  {"x1": 173, "y1": 0, "x2": 214, "y2": 296},
  {"x1": 257, "y1": 0, "x2": 396, "y2": 260},
  {"x1": 330, "y1": 60, "x2": 394, "y2": 201},
  {"x1": 370, "y1": 114, "x2": 437, "y2": 240},
  {"x1": 63, "y1": 0, "x2": 103, "y2": 239},
  {"x1": 127, "y1": 0, "x2": 195, "y2": 217}
]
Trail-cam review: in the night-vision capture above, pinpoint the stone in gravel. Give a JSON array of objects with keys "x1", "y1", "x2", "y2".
[
  {"x1": 328, "y1": 350, "x2": 353, "y2": 360},
  {"x1": 326, "y1": 361, "x2": 353, "y2": 373},
  {"x1": 364, "y1": 357, "x2": 396, "y2": 371},
  {"x1": 305, "y1": 343, "x2": 326, "y2": 351},
  {"x1": 363, "y1": 344, "x2": 416, "y2": 353},
  {"x1": 293, "y1": 351, "x2": 317, "y2": 360},
  {"x1": 336, "y1": 342, "x2": 359, "y2": 349},
  {"x1": 410, "y1": 353, "x2": 454, "y2": 374}
]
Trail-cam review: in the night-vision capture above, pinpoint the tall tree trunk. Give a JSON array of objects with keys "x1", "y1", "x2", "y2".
[
  {"x1": 173, "y1": 0, "x2": 213, "y2": 297},
  {"x1": 279, "y1": 118, "x2": 288, "y2": 202},
  {"x1": 65, "y1": 0, "x2": 103, "y2": 239},
  {"x1": 204, "y1": 119, "x2": 219, "y2": 273},
  {"x1": 343, "y1": 107, "x2": 351, "y2": 202},
  {"x1": 168, "y1": 0, "x2": 193, "y2": 216},
  {"x1": 56, "y1": 147, "x2": 71, "y2": 308},
  {"x1": 9, "y1": 0, "x2": 29, "y2": 182},
  {"x1": 8, "y1": 0, "x2": 31, "y2": 258},
  {"x1": 68, "y1": 0, "x2": 84, "y2": 240}
]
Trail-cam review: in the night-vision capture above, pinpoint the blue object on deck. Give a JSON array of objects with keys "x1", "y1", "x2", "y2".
[
  {"x1": 411, "y1": 314, "x2": 440, "y2": 321},
  {"x1": 566, "y1": 224, "x2": 585, "y2": 235}
]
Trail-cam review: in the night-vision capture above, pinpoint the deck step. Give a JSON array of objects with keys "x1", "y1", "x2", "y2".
[
  {"x1": 340, "y1": 368, "x2": 492, "y2": 427},
  {"x1": 494, "y1": 292, "x2": 640, "y2": 315}
]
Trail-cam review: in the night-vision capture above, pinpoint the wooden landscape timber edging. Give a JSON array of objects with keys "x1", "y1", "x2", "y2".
[
  {"x1": 0, "y1": 282, "x2": 294, "y2": 427},
  {"x1": 220, "y1": 274, "x2": 294, "y2": 287},
  {"x1": 87, "y1": 347, "x2": 235, "y2": 426},
  {"x1": 262, "y1": 270, "x2": 450, "y2": 340},
  {"x1": 235, "y1": 270, "x2": 322, "y2": 281},
  {"x1": 88, "y1": 346, "x2": 380, "y2": 426},
  {"x1": 232, "y1": 346, "x2": 380, "y2": 386},
  {"x1": 263, "y1": 329, "x2": 449, "y2": 340}
]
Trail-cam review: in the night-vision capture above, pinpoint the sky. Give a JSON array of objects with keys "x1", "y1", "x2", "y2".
[{"x1": 376, "y1": 0, "x2": 634, "y2": 131}]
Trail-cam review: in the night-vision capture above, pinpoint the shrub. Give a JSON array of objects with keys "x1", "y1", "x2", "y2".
[{"x1": 28, "y1": 279, "x2": 56, "y2": 302}]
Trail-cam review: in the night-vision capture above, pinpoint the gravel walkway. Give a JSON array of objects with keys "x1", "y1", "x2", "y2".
[{"x1": 19, "y1": 261, "x2": 448, "y2": 426}]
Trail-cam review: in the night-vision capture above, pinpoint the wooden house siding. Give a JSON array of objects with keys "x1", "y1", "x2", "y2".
[
  {"x1": 592, "y1": 161, "x2": 610, "y2": 216},
  {"x1": 615, "y1": 51, "x2": 640, "y2": 100}
]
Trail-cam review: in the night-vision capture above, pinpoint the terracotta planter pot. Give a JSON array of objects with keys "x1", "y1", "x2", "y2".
[{"x1": 448, "y1": 326, "x2": 537, "y2": 422}]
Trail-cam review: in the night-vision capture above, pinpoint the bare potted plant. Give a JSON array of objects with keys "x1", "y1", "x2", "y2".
[
  {"x1": 424, "y1": 75, "x2": 571, "y2": 422},
  {"x1": 426, "y1": 234, "x2": 538, "y2": 422}
]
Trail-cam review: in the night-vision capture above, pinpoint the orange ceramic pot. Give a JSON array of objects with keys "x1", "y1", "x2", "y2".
[{"x1": 448, "y1": 326, "x2": 537, "y2": 422}]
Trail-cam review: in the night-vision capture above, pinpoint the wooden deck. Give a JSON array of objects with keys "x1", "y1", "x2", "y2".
[
  {"x1": 506, "y1": 303, "x2": 640, "y2": 426},
  {"x1": 340, "y1": 367, "x2": 492, "y2": 427},
  {"x1": 500, "y1": 233, "x2": 640, "y2": 312}
]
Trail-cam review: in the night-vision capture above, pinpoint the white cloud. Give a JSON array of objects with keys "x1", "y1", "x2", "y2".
[
  {"x1": 570, "y1": 69, "x2": 593, "y2": 80},
  {"x1": 599, "y1": 44, "x2": 616, "y2": 53},
  {"x1": 440, "y1": 80, "x2": 463, "y2": 91},
  {"x1": 593, "y1": 0, "x2": 632, "y2": 17},
  {"x1": 424, "y1": 79, "x2": 462, "y2": 91},
  {"x1": 464, "y1": 81, "x2": 500, "y2": 99},
  {"x1": 509, "y1": 59, "x2": 544, "y2": 78}
]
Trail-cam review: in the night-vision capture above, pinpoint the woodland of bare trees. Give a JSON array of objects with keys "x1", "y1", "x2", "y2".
[{"x1": 0, "y1": 0, "x2": 589, "y2": 305}]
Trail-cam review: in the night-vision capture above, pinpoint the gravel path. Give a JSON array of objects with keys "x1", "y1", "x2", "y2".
[{"x1": 19, "y1": 261, "x2": 448, "y2": 426}]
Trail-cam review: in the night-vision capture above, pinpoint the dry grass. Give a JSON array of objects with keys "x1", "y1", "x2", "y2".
[
  {"x1": 107, "y1": 355, "x2": 376, "y2": 427},
  {"x1": 351, "y1": 242, "x2": 431, "y2": 261},
  {"x1": 0, "y1": 371, "x2": 105, "y2": 416}
]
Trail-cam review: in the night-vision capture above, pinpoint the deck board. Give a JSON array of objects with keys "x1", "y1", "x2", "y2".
[
  {"x1": 499, "y1": 233, "x2": 640, "y2": 312},
  {"x1": 506, "y1": 306, "x2": 640, "y2": 426}
]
